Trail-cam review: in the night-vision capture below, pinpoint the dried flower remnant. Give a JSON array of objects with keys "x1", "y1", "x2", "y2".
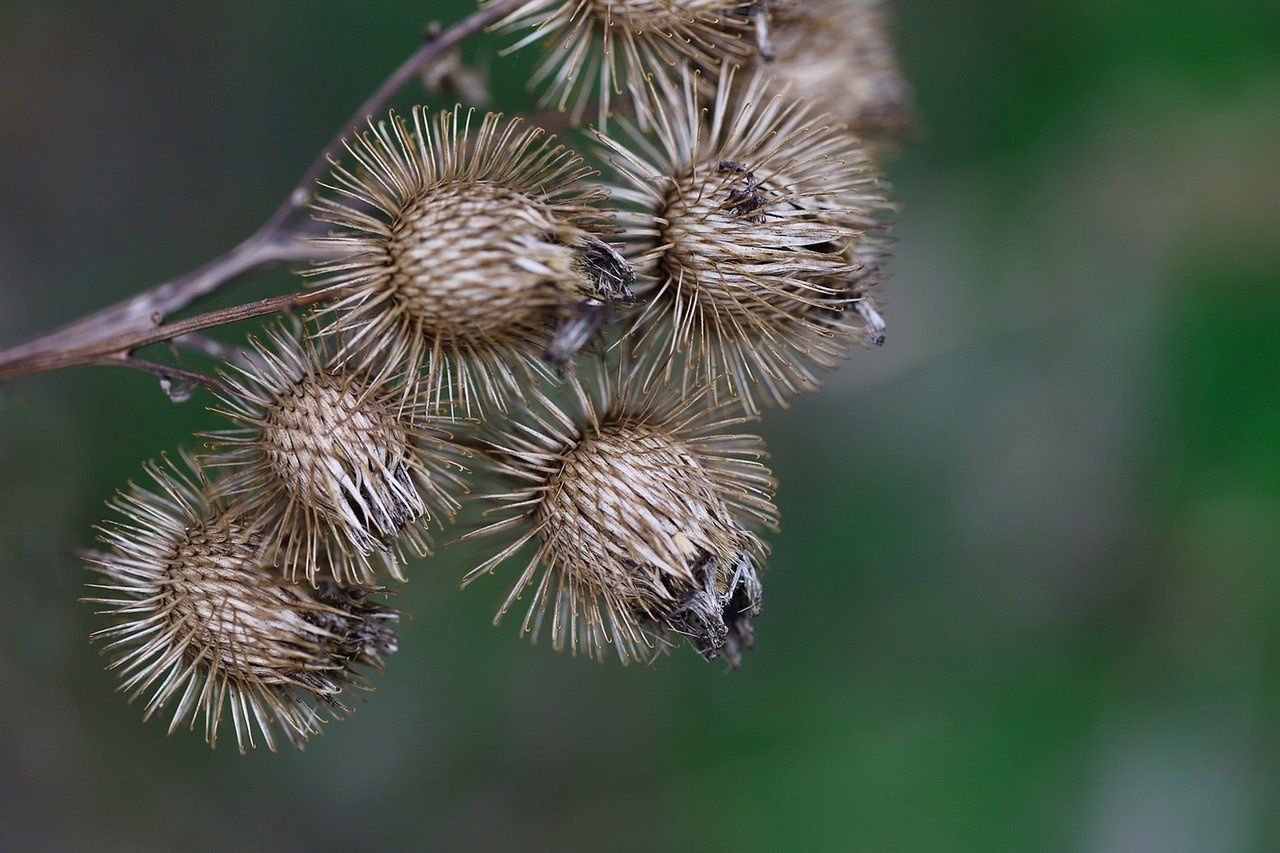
[
  {"x1": 306, "y1": 107, "x2": 635, "y2": 415},
  {"x1": 489, "y1": 0, "x2": 772, "y2": 126},
  {"x1": 599, "y1": 67, "x2": 893, "y2": 413},
  {"x1": 81, "y1": 453, "x2": 399, "y2": 752},
  {"x1": 464, "y1": 366, "x2": 778, "y2": 666},
  {"x1": 767, "y1": 0, "x2": 915, "y2": 144},
  {"x1": 204, "y1": 325, "x2": 466, "y2": 584}
]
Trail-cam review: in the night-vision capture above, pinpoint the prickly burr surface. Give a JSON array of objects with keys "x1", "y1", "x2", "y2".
[
  {"x1": 306, "y1": 107, "x2": 635, "y2": 414},
  {"x1": 540, "y1": 423, "x2": 766, "y2": 665},
  {"x1": 386, "y1": 183, "x2": 589, "y2": 335},
  {"x1": 82, "y1": 453, "x2": 399, "y2": 753},
  {"x1": 205, "y1": 325, "x2": 466, "y2": 584},
  {"x1": 465, "y1": 372, "x2": 778, "y2": 666},
  {"x1": 599, "y1": 67, "x2": 894, "y2": 413}
]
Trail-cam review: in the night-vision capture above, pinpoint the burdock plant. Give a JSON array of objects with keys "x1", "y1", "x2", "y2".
[
  {"x1": 82, "y1": 454, "x2": 398, "y2": 752},
  {"x1": 463, "y1": 365, "x2": 777, "y2": 666},
  {"x1": 0, "y1": 0, "x2": 912, "y2": 750},
  {"x1": 306, "y1": 107, "x2": 635, "y2": 415},
  {"x1": 600, "y1": 66, "x2": 894, "y2": 412},
  {"x1": 204, "y1": 324, "x2": 467, "y2": 584}
]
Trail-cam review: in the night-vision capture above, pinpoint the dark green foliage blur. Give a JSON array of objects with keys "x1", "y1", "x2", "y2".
[{"x1": 0, "y1": 1, "x2": 1277, "y2": 848}]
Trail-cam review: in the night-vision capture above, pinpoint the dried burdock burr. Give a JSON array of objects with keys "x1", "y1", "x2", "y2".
[
  {"x1": 81, "y1": 452, "x2": 399, "y2": 752},
  {"x1": 203, "y1": 324, "x2": 467, "y2": 584},
  {"x1": 489, "y1": 0, "x2": 779, "y2": 126},
  {"x1": 305, "y1": 107, "x2": 635, "y2": 414},
  {"x1": 766, "y1": 0, "x2": 916, "y2": 145},
  {"x1": 463, "y1": 363, "x2": 778, "y2": 666},
  {"x1": 598, "y1": 66, "x2": 894, "y2": 414}
]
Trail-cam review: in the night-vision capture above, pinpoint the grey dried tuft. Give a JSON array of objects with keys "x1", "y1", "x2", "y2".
[{"x1": 766, "y1": 0, "x2": 917, "y2": 145}]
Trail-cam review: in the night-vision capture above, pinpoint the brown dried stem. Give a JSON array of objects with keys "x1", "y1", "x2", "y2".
[
  {"x1": 0, "y1": 289, "x2": 336, "y2": 384},
  {"x1": 0, "y1": 0, "x2": 523, "y2": 387}
]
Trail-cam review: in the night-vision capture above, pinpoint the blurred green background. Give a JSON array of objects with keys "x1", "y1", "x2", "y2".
[{"x1": 1, "y1": 1, "x2": 1278, "y2": 849}]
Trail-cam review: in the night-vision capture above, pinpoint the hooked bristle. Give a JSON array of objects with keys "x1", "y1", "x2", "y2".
[
  {"x1": 598, "y1": 66, "x2": 895, "y2": 414},
  {"x1": 203, "y1": 324, "x2": 468, "y2": 585},
  {"x1": 81, "y1": 451, "x2": 400, "y2": 753},
  {"x1": 462, "y1": 362, "x2": 778, "y2": 666},
  {"x1": 305, "y1": 107, "x2": 635, "y2": 415}
]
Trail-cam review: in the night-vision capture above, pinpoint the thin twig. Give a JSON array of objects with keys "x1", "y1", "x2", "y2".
[
  {"x1": 0, "y1": 289, "x2": 335, "y2": 383},
  {"x1": 101, "y1": 355, "x2": 229, "y2": 398},
  {"x1": 0, "y1": 231, "x2": 317, "y2": 366},
  {"x1": 0, "y1": 0, "x2": 524, "y2": 385}
]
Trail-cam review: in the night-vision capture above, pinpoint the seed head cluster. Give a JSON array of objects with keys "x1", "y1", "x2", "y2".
[
  {"x1": 465, "y1": 367, "x2": 777, "y2": 665},
  {"x1": 489, "y1": 0, "x2": 766, "y2": 126},
  {"x1": 599, "y1": 67, "x2": 894, "y2": 412},
  {"x1": 74, "y1": 5, "x2": 913, "y2": 752},
  {"x1": 84, "y1": 454, "x2": 398, "y2": 752}
]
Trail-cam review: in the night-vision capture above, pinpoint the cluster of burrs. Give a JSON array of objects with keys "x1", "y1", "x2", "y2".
[{"x1": 83, "y1": 0, "x2": 912, "y2": 751}]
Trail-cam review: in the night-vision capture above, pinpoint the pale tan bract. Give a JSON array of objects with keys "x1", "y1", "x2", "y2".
[
  {"x1": 203, "y1": 325, "x2": 467, "y2": 585},
  {"x1": 490, "y1": 0, "x2": 760, "y2": 127},
  {"x1": 82, "y1": 453, "x2": 399, "y2": 753},
  {"x1": 598, "y1": 66, "x2": 894, "y2": 414},
  {"x1": 463, "y1": 364, "x2": 778, "y2": 666},
  {"x1": 305, "y1": 107, "x2": 633, "y2": 416}
]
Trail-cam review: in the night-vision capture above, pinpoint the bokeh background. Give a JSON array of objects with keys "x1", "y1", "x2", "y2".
[{"x1": 1, "y1": 1, "x2": 1277, "y2": 849}]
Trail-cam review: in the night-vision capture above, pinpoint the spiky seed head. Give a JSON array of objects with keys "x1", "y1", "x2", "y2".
[
  {"x1": 305, "y1": 107, "x2": 635, "y2": 415},
  {"x1": 204, "y1": 325, "x2": 467, "y2": 584},
  {"x1": 464, "y1": 365, "x2": 778, "y2": 666},
  {"x1": 82, "y1": 452, "x2": 399, "y2": 753},
  {"x1": 489, "y1": 0, "x2": 770, "y2": 127},
  {"x1": 767, "y1": 0, "x2": 916, "y2": 145},
  {"x1": 598, "y1": 66, "x2": 894, "y2": 414}
]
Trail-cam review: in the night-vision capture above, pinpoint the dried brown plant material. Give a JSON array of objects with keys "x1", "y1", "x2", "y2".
[
  {"x1": 489, "y1": 0, "x2": 766, "y2": 126},
  {"x1": 598, "y1": 67, "x2": 894, "y2": 413},
  {"x1": 305, "y1": 107, "x2": 634, "y2": 415},
  {"x1": 204, "y1": 325, "x2": 467, "y2": 584},
  {"x1": 81, "y1": 452, "x2": 399, "y2": 752},
  {"x1": 463, "y1": 363, "x2": 778, "y2": 666},
  {"x1": 767, "y1": 0, "x2": 916, "y2": 144}
]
